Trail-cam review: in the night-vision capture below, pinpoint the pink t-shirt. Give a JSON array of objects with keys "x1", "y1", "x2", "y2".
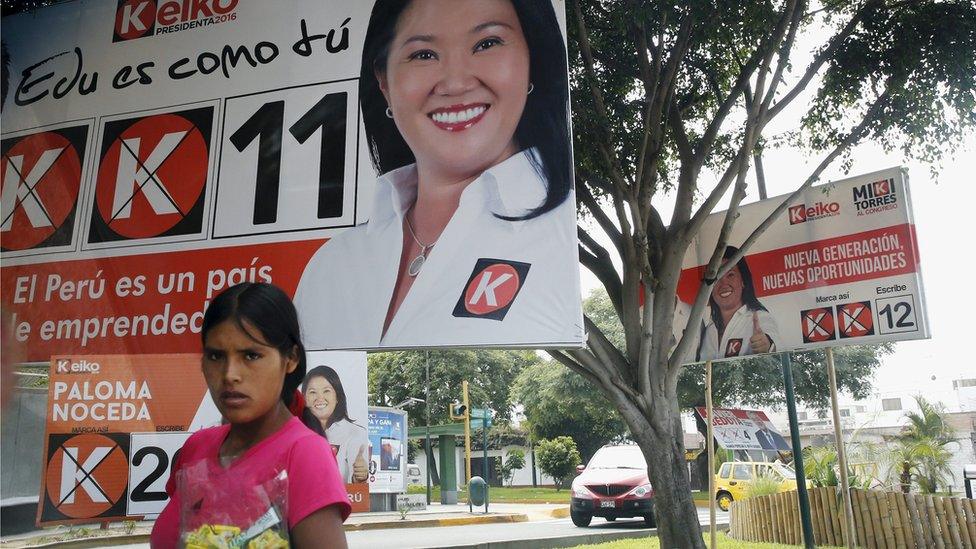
[{"x1": 150, "y1": 417, "x2": 350, "y2": 548}]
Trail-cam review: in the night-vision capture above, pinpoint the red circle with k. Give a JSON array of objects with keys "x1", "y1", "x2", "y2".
[
  {"x1": 94, "y1": 113, "x2": 208, "y2": 239},
  {"x1": 464, "y1": 263, "x2": 521, "y2": 315},
  {"x1": 45, "y1": 434, "x2": 128, "y2": 519},
  {"x1": 1, "y1": 132, "x2": 81, "y2": 251},
  {"x1": 839, "y1": 302, "x2": 874, "y2": 338}
]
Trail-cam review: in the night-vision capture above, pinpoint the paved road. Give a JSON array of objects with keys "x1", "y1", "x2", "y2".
[
  {"x1": 109, "y1": 508, "x2": 727, "y2": 549},
  {"x1": 346, "y1": 508, "x2": 729, "y2": 548}
]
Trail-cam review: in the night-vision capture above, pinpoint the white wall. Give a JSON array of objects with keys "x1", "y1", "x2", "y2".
[{"x1": 412, "y1": 444, "x2": 555, "y2": 487}]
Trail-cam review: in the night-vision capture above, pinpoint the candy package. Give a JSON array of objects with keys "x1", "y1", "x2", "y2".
[{"x1": 176, "y1": 459, "x2": 290, "y2": 548}]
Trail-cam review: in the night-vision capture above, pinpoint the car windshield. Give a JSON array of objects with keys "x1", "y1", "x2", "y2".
[
  {"x1": 586, "y1": 446, "x2": 647, "y2": 470},
  {"x1": 772, "y1": 463, "x2": 796, "y2": 479}
]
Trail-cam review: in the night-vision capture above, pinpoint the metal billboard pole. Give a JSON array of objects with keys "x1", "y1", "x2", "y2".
[
  {"x1": 782, "y1": 353, "x2": 815, "y2": 549},
  {"x1": 425, "y1": 350, "x2": 432, "y2": 506},
  {"x1": 827, "y1": 348, "x2": 856, "y2": 548},
  {"x1": 706, "y1": 361, "x2": 717, "y2": 549}
]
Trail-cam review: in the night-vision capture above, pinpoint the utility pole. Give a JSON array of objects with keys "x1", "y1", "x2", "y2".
[{"x1": 425, "y1": 351, "x2": 432, "y2": 506}]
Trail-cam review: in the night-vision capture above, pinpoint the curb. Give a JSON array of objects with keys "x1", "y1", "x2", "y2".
[
  {"x1": 344, "y1": 513, "x2": 529, "y2": 531},
  {"x1": 0, "y1": 515, "x2": 530, "y2": 547},
  {"x1": 432, "y1": 524, "x2": 730, "y2": 549},
  {"x1": 0, "y1": 533, "x2": 150, "y2": 549},
  {"x1": 548, "y1": 507, "x2": 570, "y2": 518}
]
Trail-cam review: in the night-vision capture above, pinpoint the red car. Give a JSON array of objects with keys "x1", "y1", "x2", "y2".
[{"x1": 570, "y1": 444, "x2": 655, "y2": 527}]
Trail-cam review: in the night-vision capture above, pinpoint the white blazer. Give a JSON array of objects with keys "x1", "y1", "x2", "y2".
[
  {"x1": 698, "y1": 305, "x2": 779, "y2": 361},
  {"x1": 324, "y1": 419, "x2": 368, "y2": 484},
  {"x1": 296, "y1": 149, "x2": 584, "y2": 350}
]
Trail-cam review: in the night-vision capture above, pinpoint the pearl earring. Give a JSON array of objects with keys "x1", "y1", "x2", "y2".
[{"x1": 528, "y1": 83, "x2": 534, "y2": 95}]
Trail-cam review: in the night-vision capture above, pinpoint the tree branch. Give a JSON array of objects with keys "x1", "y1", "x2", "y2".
[
  {"x1": 583, "y1": 315, "x2": 633, "y2": 386},
  {"x1": 767, "y1": 0, "x2": 881, "y2": 120},
  {"x1": 577, "y1": 175, "x2": 624, "y2": 256},
  {"x1": 715, "y1": 80, "x2": 899, "y2": 281},
  {"x1": 578, "y1": 228, "x2": 624, "y2": 316},
  {"x1": 572, "y1": 0, "x2": 629, "y2": 187}
]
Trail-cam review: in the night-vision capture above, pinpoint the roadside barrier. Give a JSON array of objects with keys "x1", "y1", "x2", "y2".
[{"x1": 728, "y1": 487, "x2": 976, "y2": 548}]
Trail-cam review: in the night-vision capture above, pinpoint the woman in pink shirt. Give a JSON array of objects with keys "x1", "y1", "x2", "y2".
[{"x1": 150, "y1": 283, "x2": 350, "y2": 548}]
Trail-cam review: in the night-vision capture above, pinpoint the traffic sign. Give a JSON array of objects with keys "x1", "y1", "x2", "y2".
[{"x1": 470, "y1": 408, "x2": 493, "y2": 428}]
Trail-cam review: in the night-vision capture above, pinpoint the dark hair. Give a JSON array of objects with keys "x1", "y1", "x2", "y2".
[
  {"x1": 359, "y1": 0, "x2": 572, "y2": 220},
  {"x1": 201, "y1": 283, "x2": 315, "y2": 429},
  {"x1": 303, "y1": 365, "x2": 355, "y2": 429},
  {"x1": 708, "y1": 246, "x2": 767, "y2": 331}
]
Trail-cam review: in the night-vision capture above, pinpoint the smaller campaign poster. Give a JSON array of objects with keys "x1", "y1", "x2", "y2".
[
  {"x1": 367, "y1": 408, "x2": 407, "y2": 494},
  {"x1": 37, "y1": 354, "x2": 217, "y2": 526},
  {"x1": 673, "y1": 167, "x2": 929, "y2": 364},
  {"x1": 696, "y1": 407, "x2": 791, "y2": 452},
  {"x1": 302, "y1": 351, "x2": 369, "y2": 513}
]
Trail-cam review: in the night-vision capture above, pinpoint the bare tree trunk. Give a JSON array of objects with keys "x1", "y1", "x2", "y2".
[{"x1": 632, "y1": 389, "x2": 705, "y2": 549}]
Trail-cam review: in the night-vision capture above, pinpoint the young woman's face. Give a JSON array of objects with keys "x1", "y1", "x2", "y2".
[
  {"x1": 711, "y1": 263, "x2": 745, "y2": 311},
  {"x1": 201, "y1": 319, "x2": 297, "y2": 426},
  {"x1": 304, "y1": 375, "x2": 338, "y2": 424},
  {"x1": 378, "y1": 0, "x2": 530, "y2": 180}
]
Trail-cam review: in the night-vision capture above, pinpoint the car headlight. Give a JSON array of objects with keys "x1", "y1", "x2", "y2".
[
  {"x1": 631, "y1": 483, "x2": 653, "y2": 497},
  {"x1": 572, "y1": 485, "x2": 591, "y2": 498}
]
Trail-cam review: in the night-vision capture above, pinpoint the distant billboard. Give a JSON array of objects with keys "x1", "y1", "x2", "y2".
[
  {"x1": 696, "y1": 407, "x2": 790, "y2": 452},
  {"x1": 367, "y1": 407, "x2": 407, "y2": 494},
  {"x1": 674, "y1": 167, "x2": 928, "y2": 362}
]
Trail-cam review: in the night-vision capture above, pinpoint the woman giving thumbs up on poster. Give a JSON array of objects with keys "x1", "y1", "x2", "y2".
[{"x1": 698, "y1": 246, "x2": 780, "y2": 360}]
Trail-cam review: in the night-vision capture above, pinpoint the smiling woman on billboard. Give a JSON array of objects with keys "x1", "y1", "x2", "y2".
[
  {"x1": 295, "y1": 0, "x2": 582, "y2": 350},
  {"x1": 698, "y1": 246, "x2": 781, "y2": 360},
  {"x1": 303, "y1": 365, "x2": 369, "y2": 484}
]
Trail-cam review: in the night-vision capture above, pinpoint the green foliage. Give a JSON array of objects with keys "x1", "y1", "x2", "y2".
[
  {"x1": 903, "y1": 396, "x2": 953, "y2": 444},
  {"x1": 744, "y1": 475, "x2": 784, "y2": 499},
  {"x1": 805, "y1": 446, "x2": 840, "y2": 488},
  {"x1": 471, "y1": 423, "x2": 529, "y2": 452},
  {"x1": 892, "y1": 396, "x2": 958, "y2": 494},
  {"x1": 586, "y1": 285, "x2": 889, "y2": 411},
  {"x1": 512, "y1": 289, "x2": 628, "y2": 460},
  {"x1": 680, "y1": 345, "x2": 891, "y2": 411},
  {"x1": 536, "y1": 436, "x2": 582, "y2": 490},
  {"x1": 567, "y1": 1, "x2": 975, "y2": 546},
  {"x1": 803, "y1": 1, "x2": 976, "y2": 168},
  {"x1": 496, "y1": 449, "x2": 527, "y2": 487},
  {"x1": 367, "y1": 350, "x2": 538, "y2": 426},
  {"x1": 513, "y1": 359, "x2": 627, "y2": 462}
]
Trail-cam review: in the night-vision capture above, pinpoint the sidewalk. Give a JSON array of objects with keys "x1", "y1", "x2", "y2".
[{"x1": 0, "y1": 502, "x2": 569, "y2": 548}]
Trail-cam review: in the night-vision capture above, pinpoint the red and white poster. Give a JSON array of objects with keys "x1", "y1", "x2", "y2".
[
  {"x1": 675, "y1": 167, "x2": 928, "y2": 362},
  {"x1": 695, "y1": 407, "x2": 791, "y2": 452},
  {"x1": 4, "y1": 1, "x2": 580, "y2": 524},
  {"x1": 303, "y1": 351, "x2": 370, "y2": 513},
  {"x1": 36, "y1": 354, "x2": 218, "y2": 526},
  {"x1": 0, "y1": 0, "x2": 582, "y2": 354}
]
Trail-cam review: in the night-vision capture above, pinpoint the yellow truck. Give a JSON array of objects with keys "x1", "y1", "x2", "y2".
[{"x1": 714, "y1": 461, "x2": 810, "y2": 511}]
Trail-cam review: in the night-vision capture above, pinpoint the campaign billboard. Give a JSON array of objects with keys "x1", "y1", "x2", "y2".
[
  {"x1": 695, "y1": 407, "x2": 791, "y2": 452},
  {"x1": 36, "y1": 354, "x2": 220, "y2": 526},
  {"x1": 302, "y1": 351, "x2": 370, "y2": 513},
  {"x1": 367, "y1": 407, "x2": 407, "y2": 494},
  {"x1": 36, "y1": 351, "x2": 366, "y2": 526},
  {"x1": 0, "y1": 0, "x2": 583, "y2": 354},
  {"x1": 674, "y1": 167, "x2": 928, "y2": 362}
]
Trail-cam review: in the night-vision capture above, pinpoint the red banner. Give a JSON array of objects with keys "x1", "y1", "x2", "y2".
[{"x1": 2, "y1": 241, "x2": 324, "y2": 361}]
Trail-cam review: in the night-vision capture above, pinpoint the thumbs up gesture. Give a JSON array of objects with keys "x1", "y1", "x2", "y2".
[
  {"x1": 352, "y1": 448, "x2": 369, "y2": 483},
  {"x1": 749, "y1": 311, "x2": 772, "y2": 353}
]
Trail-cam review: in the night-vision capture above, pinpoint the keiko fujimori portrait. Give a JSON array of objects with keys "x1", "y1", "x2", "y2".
[{"x1": 297, "y1": 0, "x2": 583, "y2": 350}]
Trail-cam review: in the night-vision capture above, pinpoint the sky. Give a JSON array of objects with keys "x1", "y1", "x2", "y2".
[
  {"x1": 575, "y1": 20, "x2": 976, "y2": 410},
  {"x1": 579, "y1": 135, "x2": 975, "y2": 409}
]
